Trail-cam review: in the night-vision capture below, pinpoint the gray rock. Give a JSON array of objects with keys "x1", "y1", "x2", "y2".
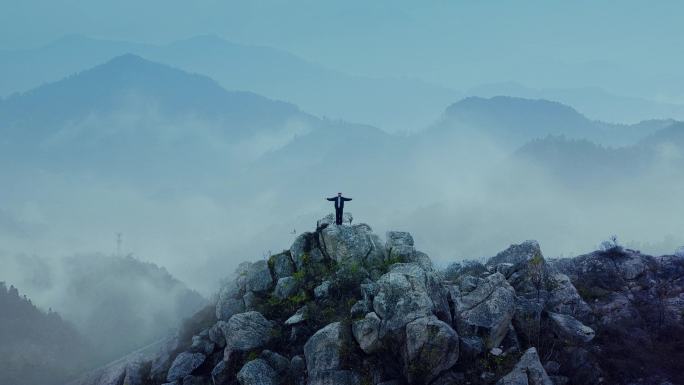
[
  {"x1": 320, "y1": 223, "x2": 386, "y2": 266},
  {"x1": 190, "y1": 334, "x2": 215, "y2": 355},
  {"x1": 403, "y1": 315, "x2": 459, "y2": 384},
  {"x1": 352, "y1": 312, "x2": 382, "y2": 354},
  {"x1": 260, "y1": 350, "x2": 290, "y2": 375},
  {"x1": 386, "y1": 231, "x2": 415, "y2": 262},
  {"x1": 495, "y1": 347, "x2": 553, "y2": 385},
  {"x1": 96, "y1": 363, "x2": 127, "y2": 385},
  {"x1": 512, "y1": 296, "x2": 543, "y2": 347},
  {"x1": 274, "y1": 276, "x2": 299, "y2": 299},
  {"x1": 285, "y1": 306, "x2": 308, "y2": 325},
  {"x1": 270, "y1": 252, "x2": 295, "y2": 279},
  {"x1": 237, "y1": 359, "x2": 277, "y2": 385},
  {"x1": 211, "y1": 361, "x2": 230, "y2": 385},
  {"x1": 452, "y1": 272, "x2": 516, "y2": 348},
  {"x1": 314, "y1": 280, "x2": 332, "y2": 299},
  {"x1": 350, "y1": 300, "x2": 371, "y2": 319},
  {"x1": 372, "y1": 269, "x2": 434, "y2": 334},
  {"x1": 208, "y1": 322, "x2": 226, "y2": 348},
  {"x1": 221, "y1": 311, "x2": 274, "y2": 357},
  {"x1": 167, "y1": 352, "x2": 206, "y2": 382},
  {"x1": 216, "y1": 281, "x2": 245, "y2": 321},
  {"x1": 245, "y1": 261, "x2": 274, "y2": 294},
  {"x1": 290, "y1": 355, "x2": 307, "y2": 385},
  {"x1": 547, "y1": 312, "x2": 595, "y2": 344},
  {"x1": 290, "y1": 232, "x2": 326, "y2": 271},
  {"x1": 459, "y1": 335, "x2": 485, "y2": 360},
  {"x1": 317, "y1": 212, "x2": 353, "y2": 227},
  {"x1": 304, "y1": 322, "x2": 359, "y2": 385}
]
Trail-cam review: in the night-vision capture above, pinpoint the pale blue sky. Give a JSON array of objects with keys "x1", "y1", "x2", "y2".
[{"x1": 1, "y1": 0, "x2": 683, "y2": 99}]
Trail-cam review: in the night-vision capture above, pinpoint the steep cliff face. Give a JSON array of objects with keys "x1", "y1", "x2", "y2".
[{"x1": 75, "y1": 215, "x2": 684, "y2": 385}]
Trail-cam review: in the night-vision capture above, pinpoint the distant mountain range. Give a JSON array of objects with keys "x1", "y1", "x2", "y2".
[
  {"x1": 4, "y1": 35, "x2": 684, "y2": 132},
  {"x1": 0, "y1": 35, "x2": 461, "y2": 132},
  {"x1": 469, "y1": 82, "x2": 684, "y2": 124},
  {"x1": 430, "y1": 96, "x2": 675, "y2": 147}
]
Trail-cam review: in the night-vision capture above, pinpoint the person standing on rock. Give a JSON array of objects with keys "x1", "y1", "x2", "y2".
[{"x1": 326, "y1": 193, "x2": 352, "y2": 225}]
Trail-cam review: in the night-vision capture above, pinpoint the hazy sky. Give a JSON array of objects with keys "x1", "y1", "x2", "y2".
[{"x1": 2, "y1": 0, "x2": 684, "y2": 99}]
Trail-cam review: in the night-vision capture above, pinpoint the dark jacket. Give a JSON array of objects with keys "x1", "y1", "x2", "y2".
[{"x1": 327, "y1": 196, "x2": 352, "y2": 209}]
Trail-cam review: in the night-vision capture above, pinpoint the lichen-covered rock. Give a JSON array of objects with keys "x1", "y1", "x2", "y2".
[
  {"x1": 320, "y1": 223, "x2": 386, "y2": 266},
  {"x1": 290, "y1": 232, "x2": 326, "y2": 271},
  {"x1": 547, "y1": 312, "x2": 595, "y2": 344},
  {"x1": 237, "y1": 359, "x2": 277, "y2": 385},
  {"x1": 386, "y1": 231, "x2": 415, "y2": 261},
  {"x1": 372, "y1": 269, "x2": 434, "y2": 335},
  {"x1": 274, "y1": 276, "x2": 299, "y2": 299},
  {"x1": 352, "y1": 312, "x2": 382, "y2": 354},
  {"x1": 314, "y1": 280, "x2": 332, "y2": 299},
  {"x1": 487, "y1": 240, "x2": 548, "y2": 297},
  {"x1": 403, "y1": 315, "x2": 459, "y2": 384},
  {"x1": 167, "y1": 352, "x2": 206, "y2": 382},
  {"x1": 495, "y1": 348, "x2": 553, "y2": 385},
  {"x1": 304, "y1": 322, "x2": 359, "y2": 385},
  {"x1": 317, "y1": 212, "x2": 353, "y2": 227},
  {"x1": 220, "y1": 311, "x2": 274, "y2": 357},
  {"x1": 452, "y1": 272, "x2": 515, "y2": 348},
  {"x1": 270, "y1": 251, "x2": 295, "y2": 279},
  {"x1": 245, "y1": 261, "x2": 274, "y2": 294}
]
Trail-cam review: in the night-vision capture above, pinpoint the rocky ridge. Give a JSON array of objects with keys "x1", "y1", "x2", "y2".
[{"x1": 78, "y1": 214, "x2": 684, "y2": 385}]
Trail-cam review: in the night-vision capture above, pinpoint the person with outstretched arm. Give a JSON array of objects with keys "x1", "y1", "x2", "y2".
[{"x1": 326, "y1": 193, "x2": 352, "y2": 225}]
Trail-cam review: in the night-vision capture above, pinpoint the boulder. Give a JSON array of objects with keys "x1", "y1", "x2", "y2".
[
  {"x1": 452, "y1": 272, "x2": 516, "y2": 348},
  {"x1": 245, "y1": 261, "x2": 274, "y2": 294},
  {"x1": 317, "y1": 212, "x2": 353, "y2": 227},
  {"x1": 237, "y1": 359, "x2": 277, "y2": 385},
  {"x1": 190, "y1": 334, "x2": 215, "y2": 355},
  {"x1": 403, "y1": 315, "x2": 460, "y2": 384},
  {"x1": 304, "y1": 322, "x2": 359, "y2": 385},
  {"x1": 547, "y1": 312, "x2": 595, "y2": 344},
  {"x1": 487, "y1": 240, "x2": 547, "y2": 297},
  {"x1": 285, "y1": 306, "x2": 308, "y2": 326},
  {"x1": 386, "y1": 231, "x2": 415, "y2": 261},
  {"x1": 372, "y1": 269, "x2": 434, "y2": 335},
  {"x1": 352, "y1": 312, "x2": 382, "y2": 354},
  {"x1": 260, "y1": 350, "x2": 290, "y2": 375},
  {"x1": 274, "y1": 276, "x2": 299, "y2": 299},
  {"x1": 270, "y1": 252, "x2": 295, "y2": 279},
  {"x1": 495, "y1": 348, "x2": 553, "y2": 385},
  {"x1": 320, "y1": 223, "x2": 386, "y2": 266},
  {"x1": 167, "y1": 352, "x2": 206, "y2": 382},
  {"x1": 216, "y1": 280, "x2": 245, "y2": 321},
  {"x1": 243, "y1": 291, "x2": 257, "y2": 310},
  {"x1": 314, "y1": 280, "x2": 332, "y2": 299},
  {"x1": 290, "y1": 355, "x2": 307, "y2": 385},
  {"x1": 221, "y1": 311, "x2": 274, "y2": 357},
  {"x1": 211, "y1": 361, "x2": 230, "y2": 385},
  {"x1": 290, "y1": 232, "x2": 326, "y2": 271}
]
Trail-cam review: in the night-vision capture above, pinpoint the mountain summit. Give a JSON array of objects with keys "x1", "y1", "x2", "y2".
[{"x1": 72, "y1": 215, "x2": 684, "y2": 385}]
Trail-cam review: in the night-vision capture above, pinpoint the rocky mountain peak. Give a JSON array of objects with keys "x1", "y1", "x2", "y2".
[{"x1": 74, "y1": 216, "x2": 684, "y2": 385}]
